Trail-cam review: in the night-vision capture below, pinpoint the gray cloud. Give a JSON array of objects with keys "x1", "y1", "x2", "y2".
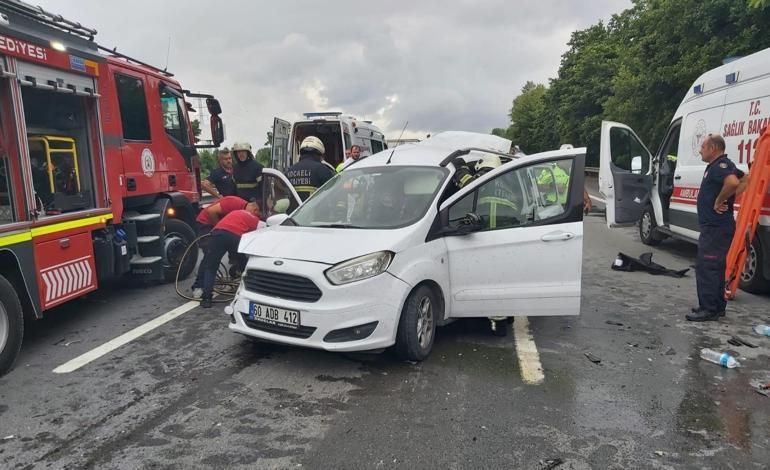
[{"x1": 37, "y1": 0, "x2": 630, "y2": 144}]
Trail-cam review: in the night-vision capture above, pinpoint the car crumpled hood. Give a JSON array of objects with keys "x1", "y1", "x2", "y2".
[{"x1": 239, "y1": 225, "x2": 416, "y2": 265}]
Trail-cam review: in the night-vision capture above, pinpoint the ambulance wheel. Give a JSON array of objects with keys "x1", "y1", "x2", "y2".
[
  {"x1": 739, "y1": 237, "x2": 770, "y2": 294},
  {"x1": 0, "y1": 274, "x2": 24, "y2": 377},
  {"x1": 492, "y1": 319, "x2": 509, "y2": 337},
  {"x1": 395, "y1": 285, "x2": 437, "y2": 362},
  {"x1": 639, "y1": 206, "x2": 665, "y2": 246},
  {"x1": 163, "y1": 218, "x2": 198, "y2": 281}
]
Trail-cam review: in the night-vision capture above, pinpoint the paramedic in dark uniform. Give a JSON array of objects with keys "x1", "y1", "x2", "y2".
[
  {"x1": 201, "y1": 149, "x2": 236, "y2": 198},
  {"x1": 686, "y1": 134, "x2": 746, "y2": 322},
  {"x1": 197, "y1": 206, "x2": 261, "y2": 308},
  {"x1": 231, "y1": 142, "x2": 264, "y2": 203},
  {"x1": 286, "y1": 136, "x2": 335, "y2": 201}
]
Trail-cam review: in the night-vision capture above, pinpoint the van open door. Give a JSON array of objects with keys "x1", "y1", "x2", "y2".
[
  {"x1": 271, "y1": 117, "x2": 291, "y2": 171},
  {"x1": 598, "y1": 121, "x2": 654, "y2": 227}
]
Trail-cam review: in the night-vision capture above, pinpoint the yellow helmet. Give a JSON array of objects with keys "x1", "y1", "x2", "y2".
[
  {"x1": 475, "y1": 153, "x2": 502, "y2": 172},
  {"x1": 300, "y1": 136, "x2": 325, "y2": 154},
  {"x1": 231, "y1": 142, "x2": 252, "y2": 152}
]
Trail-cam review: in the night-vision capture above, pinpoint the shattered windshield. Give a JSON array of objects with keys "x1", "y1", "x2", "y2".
[{"x1": 290, "y1": 166, "x2": 448, "y2": 229}]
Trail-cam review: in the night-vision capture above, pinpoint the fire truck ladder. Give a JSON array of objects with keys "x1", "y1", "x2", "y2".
[
  {"x1": 724, "y1": 125, "x2": 770, "y2": 300},
  {"x1": 0, "y1": 0, "x2": 97, "y2": 39}
]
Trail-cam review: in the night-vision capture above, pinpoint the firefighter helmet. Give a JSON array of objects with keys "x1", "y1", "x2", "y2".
[
  {"x1": 300, "y1": 136, "x2": 325, "y2": 155},
  {"x1": 231, "y1": 142, "x2": 252, "y2": 153},
  {"x1": 475, "y1": 154, "x2": 502, "y2": 172}
]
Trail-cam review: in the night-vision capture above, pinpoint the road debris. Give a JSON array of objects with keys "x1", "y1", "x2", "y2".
[
  {"x1": 732, "y1": 336, "x2": 758, "y2": 348},
  {"x1": 539, "y1": 457, "x2": 564, "y2": 469},
  {"x1": 665, "y1": 347, "x2": 676, "y2": 355},
  {"x1": 605, "y1": 320, "x2": 624, "y2": 327},
  {"x1": 611, "y1": 252, "x2": 689, "y2": 277},
  {"x1": 654, "y1": 450, "x2": 666, "y2": 457},
  {"x1": 584, "y1": 352, "x2": 602, "y2": 364}
]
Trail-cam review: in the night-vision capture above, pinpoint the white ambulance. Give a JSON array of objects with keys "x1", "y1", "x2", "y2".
[
  {"x1": 599, "y1": 47, "x2": 770, "y2": 294},
  {"x1": 271, "y1": 112, "x2": 387, "y2": 172}
]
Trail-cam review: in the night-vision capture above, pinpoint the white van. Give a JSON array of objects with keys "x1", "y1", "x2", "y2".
[
  {"x1": 599, "y1": 47, "x2": 770, "y2": 293},
  {"x1": 271, "y1": 112, "x2": 387, "y2": 172},
  {"x1": 227, "y1": 131, "x2": 587, "y2": 360}
]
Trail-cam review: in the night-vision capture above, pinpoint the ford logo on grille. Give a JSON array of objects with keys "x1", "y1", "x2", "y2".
[{"x1": 274, "y1": 260, "x2": 284, "y2": 266}]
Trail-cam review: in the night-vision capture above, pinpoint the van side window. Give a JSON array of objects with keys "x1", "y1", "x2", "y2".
[
  {"x1": 160, "y1": 88, "x2": 190, "y2": 146},
  {"x1": 609, "y1": 127, "x2": 649, "y2": 173},
  {"x1": 371, "y1": 139, "x2": 384, "y2": 154},
  {"x1": 448, "y1": 158, "x2": 575, "y2": 231},
  {"x1": 114, "y1": 74, "x2": 151, "y2": 141}
]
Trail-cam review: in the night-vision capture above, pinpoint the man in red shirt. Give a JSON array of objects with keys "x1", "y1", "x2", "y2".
[
  {"x1": 197, "y1": 206, "x2": 261, "y2": 308},
  {"x1": 191, "y1": 196, "x2": 257, "y2": 297}
]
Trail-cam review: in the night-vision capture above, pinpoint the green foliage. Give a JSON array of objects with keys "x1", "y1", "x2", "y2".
[
  {"x1": 197, "y1": 149, "x2": 218, "y2": 178},
  {"x1": 495, "y1": 0, "x2": 770, "y2": 167},
  {"x1": 255, "y1": 147, "x2": 271, "y2": 167},
  {"x1": 191, "y1": 119, "x2": 202, "y2": 138}
]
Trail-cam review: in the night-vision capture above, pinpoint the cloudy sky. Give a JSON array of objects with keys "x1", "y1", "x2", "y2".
[{"x1": 40, "y1": 0, "x2": 630, "y2": 145}]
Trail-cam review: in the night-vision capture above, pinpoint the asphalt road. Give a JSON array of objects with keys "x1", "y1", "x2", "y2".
[{"x1": 0, "y1": 196, "x2": 768, "y2": 469}]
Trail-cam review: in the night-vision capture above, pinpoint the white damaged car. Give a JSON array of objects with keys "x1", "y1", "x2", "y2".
[{"x1": 227, "y1": 132, "x2": 586, "y2": 361}]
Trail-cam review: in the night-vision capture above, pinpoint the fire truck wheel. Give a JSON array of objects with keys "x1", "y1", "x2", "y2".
[
  {"x1": 739, "y1": 237, "x2": 770, "y2": 294},
  {"x1": 163, "y1": 218, "x2": 198, "y2": 282},
  {"x1": 0, "y1": 274, "x2": 24, "y2": 377}
]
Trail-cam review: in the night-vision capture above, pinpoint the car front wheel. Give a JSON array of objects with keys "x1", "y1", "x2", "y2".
[{"x1": 395, "y1": 285, "x2": 438, "y2": 361}]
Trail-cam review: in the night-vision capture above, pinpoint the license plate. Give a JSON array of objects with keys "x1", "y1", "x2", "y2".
[{"x1": 248, "y1": 302, "x2": 300, "y2": 329}]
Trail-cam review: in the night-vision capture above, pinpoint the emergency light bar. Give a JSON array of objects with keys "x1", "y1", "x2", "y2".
[{"x1": 303, "y1": 112, "x2": 343, "y2": 119}]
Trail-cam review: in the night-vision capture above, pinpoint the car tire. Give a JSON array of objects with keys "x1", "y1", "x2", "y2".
[
  {"x1": 163, "y1": 218, "x2": 198, "y2": 281},
  {"x1": 0, "y1": 274, "x2": 24, "y2": 377},
  {"x1": 739, "y1": 237, "x2": 770, "y2": 294},
  {"x1": 395, "y1": 285, "x2": 438, "y2": 362},
  {"x1": 639, "y1": 205, "x2": 665, "y2": 246}
]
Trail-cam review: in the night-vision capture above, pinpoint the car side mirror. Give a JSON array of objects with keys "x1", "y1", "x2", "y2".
[
  {"x1": 210, "y1": 115, "x2": 225, "y2": 146},
  {"x1": 266, "y1": 213, "x2": 289, "y2": 227},
  {"x1": 455, "y1": 212, "x2": 484, "y2": 235},
  {"x1": 631, "y1": 155, "x2": 643, "y2": 174}
]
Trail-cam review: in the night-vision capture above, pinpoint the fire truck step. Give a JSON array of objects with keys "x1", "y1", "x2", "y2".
[
  {"x1": 136, "y1": 236, "x2": 161, "y2": 243},
  {"x1": 130, "y1": 255, "x2": 163, "y2": 264},
  {"x1": 123, "y1": 213, "x2": 161, "y2": 222}
]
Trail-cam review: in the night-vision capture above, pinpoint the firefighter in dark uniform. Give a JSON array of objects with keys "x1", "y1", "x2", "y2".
[
  {"x1": 686, "y1": 134, "x2": 746, "y2": 322},
  {"x1": 286, "y1": 136, "x2": 335, "y2": 201},
  {"x1": 231, "y1": 142, "x2": 264, "y2": 203}
]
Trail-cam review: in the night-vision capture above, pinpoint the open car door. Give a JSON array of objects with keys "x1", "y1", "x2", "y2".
[
  {"x1": 271, "y1": 117, "x2": 291, "y2": 172},
  {"x1": 437, "y1": 148, "x2": 586, "y2": 318},
  {"x1": 598, "y1": 121, "x2": 654, "y2": 227},
  {"x1": 261, "y1": 169, "x2": 302, "y2": 219}
]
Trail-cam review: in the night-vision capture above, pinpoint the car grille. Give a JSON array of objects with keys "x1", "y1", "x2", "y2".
[
  {"x1": 243, "y1": 269, "x2": 323, "y2": 302},
  {"x1": 241, "y1": 313, "x2": 317, "y2": 339}
]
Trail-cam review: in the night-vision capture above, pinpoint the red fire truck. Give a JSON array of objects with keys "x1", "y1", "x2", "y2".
[{"x1": 0, "y1": 1, "x2": 224, "y2": 375}]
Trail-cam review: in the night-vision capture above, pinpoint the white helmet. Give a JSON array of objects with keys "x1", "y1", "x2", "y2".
[
  {"x1": 300, "y1": 136, "x2": 325, "y2": 154},
  {"x1": 475, "y1": 154, "x2": 502, "y2": 172},
  {"x1": 231, "y1": 142, "x2": 252, "y2": 152}
]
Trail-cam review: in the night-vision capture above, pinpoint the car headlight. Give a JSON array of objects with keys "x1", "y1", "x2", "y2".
[{"x1": 325, "y1": 251, "x2": 394, "y2": 285}]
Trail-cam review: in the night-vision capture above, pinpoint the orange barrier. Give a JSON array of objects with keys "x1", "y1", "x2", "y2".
[{"x1": 725, "y1": 126, "x2": 770, "y2": 300}]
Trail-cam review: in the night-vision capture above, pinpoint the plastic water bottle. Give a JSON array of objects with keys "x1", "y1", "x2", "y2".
[
  {"x1": 752, "y1": 325, "x2": 770, "y2": 336},
  {"x1": 700, "y1": 348, "x2": 741, "y2": 369}
]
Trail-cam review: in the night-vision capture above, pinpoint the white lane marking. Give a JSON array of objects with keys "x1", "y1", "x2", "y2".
[
  {"x1": 53, "y1": 300, "x2": 200, "y2": 374},
  {"x1": 513, "y1": 317, "x2": 544, "y2": 385},
  {"x1": 589, "y1": 194, "x2": 606, "y2": 204}
]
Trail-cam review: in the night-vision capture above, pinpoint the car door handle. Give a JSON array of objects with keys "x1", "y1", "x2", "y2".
[
  {"x1": 541, "y1": 232, "x2": 575, "y2": 242},
  {"x1": 674, "y1": 175, "x2": 682, "y2": 180}
]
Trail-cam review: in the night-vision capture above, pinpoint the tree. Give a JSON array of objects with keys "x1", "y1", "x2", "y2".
[
  {"x1": 197, "y1": 149, "x2": 218, "y2": 178},
  {"x1": 254, "y1": 131, "x2": 274, "y2": 167}
]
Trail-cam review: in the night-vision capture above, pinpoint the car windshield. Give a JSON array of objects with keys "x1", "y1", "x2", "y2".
[{"x1": 290, "y1": 166, "x2": 448, "y2": 229}]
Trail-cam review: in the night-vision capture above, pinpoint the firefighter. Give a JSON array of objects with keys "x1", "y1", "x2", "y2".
[
  {"x1": 197, "y1": 205, "x2": 261, "y2": 308},
  {"x1": 231, "y1": 141, "x2": 264, "y2": 203},
  {"x1": 286, "y1": 136, "x2": 335, "y2": 201}
]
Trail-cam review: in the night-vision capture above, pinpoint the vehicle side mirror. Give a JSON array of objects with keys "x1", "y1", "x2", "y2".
[
  {"x1": 266, "y1": 213, "x2": 289, "y2": 227},
  {"x1": 631, "y1": 156, "x2": 643, "y2": 174},
  {"x1": 206, "y1": 98, "x2": 222, "y2": 115},
  {"x1": 210, "y1": 115, "x2": 225, "y2": 146},
  {"x1": 455, "y1": 212, "x2": 484, "y2": 235}
]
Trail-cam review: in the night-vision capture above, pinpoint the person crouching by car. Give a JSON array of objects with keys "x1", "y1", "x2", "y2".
[{"x1": 197, "y1": 205, "x2": 261, "y2": 309}]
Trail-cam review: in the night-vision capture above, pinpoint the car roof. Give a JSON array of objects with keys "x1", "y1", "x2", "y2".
[{"x1": 351, "y1": 131, "x2": 513, "y2": 169}]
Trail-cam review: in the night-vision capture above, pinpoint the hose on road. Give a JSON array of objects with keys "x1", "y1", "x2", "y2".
[{"x1": 174, "y1": 233, "x2": 240, "y2": 303}]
